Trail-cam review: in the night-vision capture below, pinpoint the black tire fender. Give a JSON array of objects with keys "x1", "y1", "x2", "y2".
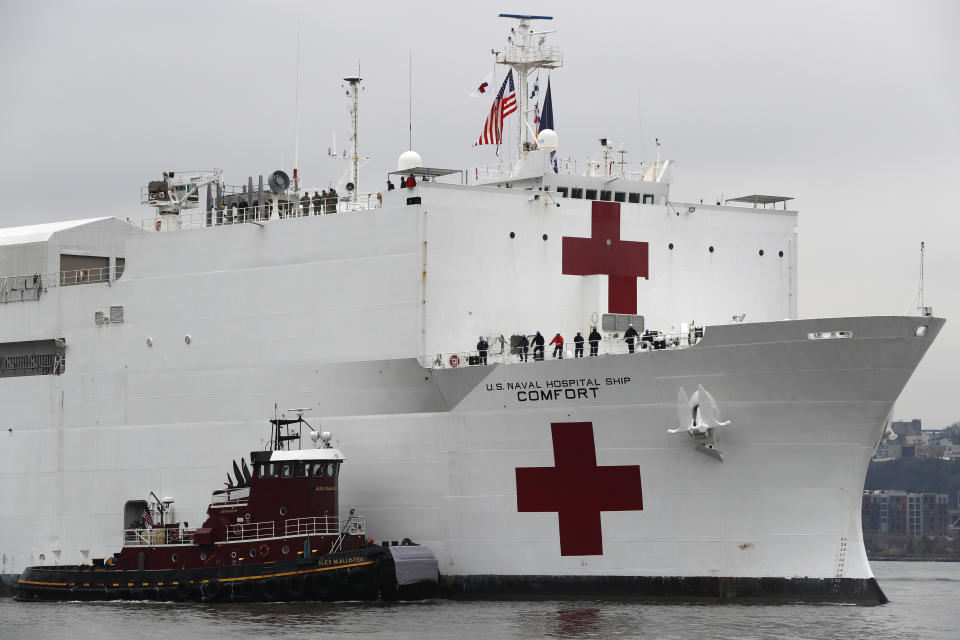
[
  {"x1": 260, "y1": 578, "x2": 279, "y2": 601},
  {"x1": 285, "y1": 574, "x2": 306, "y2": 599},
  {"x1": 202, "y1": 579, "x2": 222, "y2": 600}
]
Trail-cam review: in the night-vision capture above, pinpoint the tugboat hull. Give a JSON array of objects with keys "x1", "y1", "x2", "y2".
[{"x1": 14, "y1": 545, "x2": 438, "y2": 602}]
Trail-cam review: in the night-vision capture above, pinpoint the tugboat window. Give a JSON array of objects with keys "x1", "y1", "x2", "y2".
[
  {"x1": 327, "y1": 463, "x2": 335, "y2": 477},
  {"x1": 312, "y1": 463, "x2": 324, "y2": 477},
  {"x1": 295, "y1": 462, "x2": 306, "y2": 477},
  {"x1": 282, "y1": 463, "x2": 292, "y2": 478}
]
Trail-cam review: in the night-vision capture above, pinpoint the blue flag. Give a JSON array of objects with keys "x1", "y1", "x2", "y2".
[{"x1": 539, "y1": 77, "x2": 554, "y2": 133}]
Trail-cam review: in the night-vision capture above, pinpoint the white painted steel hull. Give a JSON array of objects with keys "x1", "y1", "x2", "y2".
[{"x1": 0, "y1": 186, "x2": 942, "y2": 602}]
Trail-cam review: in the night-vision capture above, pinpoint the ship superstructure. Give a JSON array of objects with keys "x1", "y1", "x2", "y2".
[{"x1": 0, "y1": 15, "x2": 943, "y2": 603}]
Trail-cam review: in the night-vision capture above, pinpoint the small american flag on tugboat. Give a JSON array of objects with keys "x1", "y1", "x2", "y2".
[
  {"x1": 474, "y1": 70, "x2": 517, "y2": 146},
  {"x1": 141, "y1": 509, "x2": 154, "y2": 527}
]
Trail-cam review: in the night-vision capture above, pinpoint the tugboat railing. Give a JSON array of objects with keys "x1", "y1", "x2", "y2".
[
  {"x1": 122, "y1": 516, "x2": 364, "y2": 547},
  {"x1": 227, "y1": 520, "x2": 275, "y2": 541},
  {"x1": 285, "y1": 515, "x2": 342, "y2": 536},
  {"x1": 123, "y1": 527, "x2": 196, "y2": 546}
]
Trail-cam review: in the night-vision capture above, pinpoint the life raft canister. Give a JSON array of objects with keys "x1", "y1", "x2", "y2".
[
  {"x1": 449, "y1": 354, "x2": 460, "y2": 368},
  {"x1": 155, "y1": 219, "x2": 162, "y2": 232}
]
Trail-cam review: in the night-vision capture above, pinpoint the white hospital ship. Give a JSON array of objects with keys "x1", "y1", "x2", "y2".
[{"x1": 0, "y1": 15, "x2": 942, "y2": 602}]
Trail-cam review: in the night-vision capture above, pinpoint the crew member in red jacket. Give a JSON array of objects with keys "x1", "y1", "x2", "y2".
[{"x1": 550, "y1": 332, "x2": 564, "y2": 359}]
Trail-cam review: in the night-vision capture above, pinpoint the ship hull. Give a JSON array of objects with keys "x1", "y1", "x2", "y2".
[{"x1": 1, "y1": 315, "x2": 940, "y2": 603}]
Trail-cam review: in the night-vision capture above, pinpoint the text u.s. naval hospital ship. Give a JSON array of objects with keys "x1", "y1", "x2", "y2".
[{"x1": 0, "y1": 14, "x2": 943, "y2": 603}]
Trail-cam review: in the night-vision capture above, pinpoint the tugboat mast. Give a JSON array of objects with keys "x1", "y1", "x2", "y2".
[{"x1": 495, "y1": 14, "x2": 562, "y2": 156}]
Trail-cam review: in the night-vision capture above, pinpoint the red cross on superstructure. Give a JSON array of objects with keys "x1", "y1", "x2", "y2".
[
  {"x1": 515, "y1": 422, "x2": 643, "y2": 556},
  {"x1": 561, "y1": 201, "x2": 649, "y2": 314}
]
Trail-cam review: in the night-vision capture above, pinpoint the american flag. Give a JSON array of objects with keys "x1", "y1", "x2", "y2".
[
  {"x1": 474, "y1": 70, "x2": 517, "y2": 146},
  {"x1": 141, "y1": 509, "x2": 154, "y2": 528}
]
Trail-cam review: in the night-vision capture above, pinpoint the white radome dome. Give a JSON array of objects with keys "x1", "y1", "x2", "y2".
[
  {"x1": 397, "y1": 150, "x2": 423, "y2": 172},
  {"x1": 537, "y1": 129, "x2": 558, "y2": 150}
]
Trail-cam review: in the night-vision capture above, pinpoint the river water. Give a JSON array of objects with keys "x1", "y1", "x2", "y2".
[{"x1": 2, "y1": 562, "x2": 958, "y2": 639}]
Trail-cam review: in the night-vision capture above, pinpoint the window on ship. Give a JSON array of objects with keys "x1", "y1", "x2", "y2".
[
  {"x1": 642, "y1": 194, "x2": 655, "y2": 204},
  {"x1": 556, "y1": 187, "x2": 568, "y2": 197},
  {"x1": 628, "y1": 193, "x2": 641, "y2": 203},
  {"x1": 614, "y1": 192, "x2": 626, "y2": 202},
  {"x1": 585, "y1": 189, "x2": 598, "y2": 200},
  {"x1": 570, "y1": 187, "x2": 583, "y2": 199},
  {"x1": 599, "y1": 190, "x2": 612, "y2": 201}
]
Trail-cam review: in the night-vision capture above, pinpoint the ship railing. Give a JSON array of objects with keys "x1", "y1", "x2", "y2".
[
  {"x1": 1, "y1": 266, "x2": 129, "y2": 303},
  {"x1": 226, "y1": 520, "x2": 275, "y2": 541},
  {"x1": 130, "y1": 191, "x2": 384, "y2": 232},
  {"x1": 123, "y1": 527, "x2": 197, "y2": 546},
  {"x1": 418, "y1": 333, "x2": 702, "y2": 369},
  {"x1": 468, "y1": 158, "x2": 656, "y2": 185},
  {"x1": 284, "y1": 515, "x2": 345, "y2": 537}
]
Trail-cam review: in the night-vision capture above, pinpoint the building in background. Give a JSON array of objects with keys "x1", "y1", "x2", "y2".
[{"x1": 862, "y1": 490, "x2": 949, "y2": 537}]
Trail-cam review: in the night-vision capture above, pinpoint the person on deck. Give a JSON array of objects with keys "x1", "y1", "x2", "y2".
[
  {"x1": 301, "y1": 192, "x2": 311, "y2": 215},
  {"x1": 532, "y1": 331, "x2": 545, "y2": 361},
  {"x1": 312, "y1": 191, "x2": 323, "y2": 215},
  {"x1": 550, "y1": 333, "x2": 564, "y2": 359},
  {"x1": 328, "y1": 188, "x2": 339, "y2": 213},
  {"x1": 405, "y1": 175, "x2": 416, "y2": 188},
  {"x1": 624, "y1": 323, "x2": 639, "y2": 353},
  {"x1": 518, "y1": 334, "x2": 530, "y2": 362},
  {"x1": 573, "y1": 331, "x2": 584, "y2": 358},
  {"x1": 476, "y1": 336, "x2": 489, "y2": 365},
  {"x1": 387, "y1": 179, "x2": 395, "y2": 191},
  {"x1": 588, "y1": 326, "x2": 602, "y2": 357}
]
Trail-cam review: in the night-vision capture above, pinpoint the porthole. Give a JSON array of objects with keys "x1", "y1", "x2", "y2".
[
  {"x1": 249, "y1": 548, "x2": 257, "y2": 558},
  {"x1": 605, "y1": 238, "x2": 612, "y2": 246},
  {"x1": 542, "y1": 234, "x2": 548, "y2": 241},
  {"x1": 39, "y1": 553, "x2": 45, "y2": 561},
  {"x1": 759, "y1": 249, "x2": 764, "y2": 256},
  {"x1": 280, "y1": 506, "x2": 288, "y2": 516},
  {"x1": 282, "y1": 546, "x2": 290, "y2": 555},
  {"x1": 171, "y1": 553, "x2": 179, "y2": 563},
  {"x1": 668, "y1": 243, "x2": 674, "y2": 250},
  {"x1": 231, "y1": 551, "x2": 237, "y2": 559},
  {"x1": 708, "y1": 246, "x2": 715, "y2": 253},
  {"x1": 244, "y1": 513, "x2": 251, "y2": 520},
  {"x1": 778, "y1": 250, "x2": 784, "y2": 257},
  {"x1": 509, "y1": 231, "x2": 515, "y2": 238},
  {"x1": 200, "y1": 552, "x2": 207, "y2": 561}
]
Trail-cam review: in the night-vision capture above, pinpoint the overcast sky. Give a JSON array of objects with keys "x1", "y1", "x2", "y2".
[{"x1": 1, "y1": 0, "x2": 958, "y2": 427}]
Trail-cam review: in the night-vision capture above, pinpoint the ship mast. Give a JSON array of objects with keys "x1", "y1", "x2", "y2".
[
  {"x1": 343, "y1": 76, "x2": 362, "y2": 200},
  {"x1": 495, "y1": 14, "x2": 562, "y2": 159}
]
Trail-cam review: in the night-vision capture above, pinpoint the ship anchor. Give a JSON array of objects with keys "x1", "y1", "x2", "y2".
[{"x1": 667, "y1": 385, "x2": 731, "y2": 462}]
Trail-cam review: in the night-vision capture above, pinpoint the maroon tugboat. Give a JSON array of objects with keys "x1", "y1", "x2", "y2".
[{"x1": 14, "y1": 412, "x2": 438, "y2": 602}]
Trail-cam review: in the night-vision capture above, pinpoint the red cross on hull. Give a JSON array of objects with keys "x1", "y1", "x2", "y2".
[
  {"x1": 561, "y1": 201, "x2": 649, "y2": 314},
  {"x1": 516, "y1": 422, "x2": 643, "y2": 556}
]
